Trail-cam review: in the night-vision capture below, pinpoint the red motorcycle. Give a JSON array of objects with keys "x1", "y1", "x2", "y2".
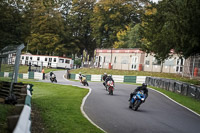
[{"x1": 106, "y1": 80, "x2": 114, "y2": 95}]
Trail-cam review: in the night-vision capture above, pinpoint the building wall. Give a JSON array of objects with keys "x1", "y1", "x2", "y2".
[
  {"x1": 95, "y1": 49, "x2": 185, "y2": 74},
  {"x1": 95, "y1": 49, "x2": 145, "y2": 70},
  {"x1": 20, "y1": 54, "x2": 73, "y2": 69}
]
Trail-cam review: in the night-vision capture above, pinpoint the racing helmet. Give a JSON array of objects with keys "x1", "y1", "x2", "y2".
[{"x1": 142, "y1": 83, "x2": 147, "y2": 88}]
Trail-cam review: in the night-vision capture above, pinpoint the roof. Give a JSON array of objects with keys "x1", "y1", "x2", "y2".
[
  {"x1": 96, "y1": 48, "x2": 144, "y2": 53},
  {"x1": 21, "y1": 54, "x2": 72, "y2": 60}
]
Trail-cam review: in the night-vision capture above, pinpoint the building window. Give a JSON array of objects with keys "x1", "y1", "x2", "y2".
[
  {"x1": 114, "y1": 57, "x2": 117, "y2": 63},
  {"x1": 121, "y1": 56, "x2": 128, "y2": 64},
  {"x1": 152, "y1": 58, "x2": 161, "y2": 65},
  {"x1": 30, "y1": 57, "x2": 32, "y2": 60},
  {"x1": 22, "y1": 56, "x2": 24, "y2": 60},
  {"x1": 26, "y1": 56, "x2": 29, "y2": 60},
  {"x1": 145, "y1": 60, "x2": 150, "y2": 65},
  {"x1": 104, "y1": 57, "x2": 106, "y2": 63},
  {"x1": 49, "y1": 58, "x2": 52, "y2": 62},
  {"x1": 65, "y1": 60, "x2": 70, "y2": 64},
  {"x1": 37, "y1": 57, "x2": 40, "y2": 61},
  {"x1": 45, "y1": 58, "x2": 48, "y2": 61},
  {"x1": 54, "y1": 58, "x2": 57, "y2": 62},
  {"x1": 59, "y1": 59, "x2": 64, "y2": 63}
]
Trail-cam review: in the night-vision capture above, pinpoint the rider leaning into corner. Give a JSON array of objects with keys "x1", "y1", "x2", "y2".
[
  {"x1": 102, "y1": 73, "x2": 108, "y2": 86},
  {"x1": 129, "y1": 83, "x2": 148, "y2": 101},
  {"x1": 105, "y1": 74, "x2": 115, "y2": 85}
]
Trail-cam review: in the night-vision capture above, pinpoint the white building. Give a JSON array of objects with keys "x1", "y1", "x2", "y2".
[{"x1": 20, "y1": 54, "x2": 74, "y2": 69}]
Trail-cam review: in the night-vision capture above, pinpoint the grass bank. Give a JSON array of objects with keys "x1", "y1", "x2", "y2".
[
  {"x1": 70, "y1": 68, "x2": 200, "y2": 85},
  {"x1": 0, "y1": 104, "x2": 14, "y2": 133},
  {"x1": 29, "y1": 82, "x2": 103, "y2": 133}
]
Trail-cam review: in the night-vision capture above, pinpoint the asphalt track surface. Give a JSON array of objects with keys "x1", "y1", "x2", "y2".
[{"x1": 44, "y1": 71, "x2": 200, "y2": 133}]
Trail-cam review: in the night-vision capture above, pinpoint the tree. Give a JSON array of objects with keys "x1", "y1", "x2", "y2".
[
  {"x1": 26, "y1": 0, "x2": 65, "y2": 55},
  {"x1": 114, "y1": 24, "x2": 143, "y2": 48},
  {"x1": 0, "y1": 0, "x2": 26, "y2": 50},
  {"x1": 91, "y1": 0, "x2": 145, "y2": 48},
  {"x1": 140, "y1": 0, "x2": 200, "y2": 60},
  {"x1": 67, "y1": 0, "x2": 96, "y2": 56}
]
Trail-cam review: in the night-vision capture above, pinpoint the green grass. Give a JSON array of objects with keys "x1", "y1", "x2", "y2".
[
  {"x1": 0, "y1": 104, "x2": 15, "y2": 133},
  {"x1": 70, "y1": 68, "x2": 200, "y2": 85},
  {"x1": 28, "y1": 82, "x2": 103, "y2": 133},
  {"x1": 150, "y1": 86, "x2": 200, "y2": 114}
]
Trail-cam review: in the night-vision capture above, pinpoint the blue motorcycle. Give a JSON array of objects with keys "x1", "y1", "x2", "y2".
[{"x1": 129, "y1": 90, "x2": 146, "y2": 111}]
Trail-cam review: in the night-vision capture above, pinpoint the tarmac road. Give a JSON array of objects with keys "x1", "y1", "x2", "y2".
[{"x1": 45, "y1": 71, "x2": 200, "y2": 133}]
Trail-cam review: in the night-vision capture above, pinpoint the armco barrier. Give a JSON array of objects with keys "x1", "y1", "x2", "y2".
[
  {"x1": 196, "y1": 87, "x2": 200, "y2": 100},
  {"x1": 0, "y1": 71, "x2": 44, "y2": 80},
  {"x1": 187, "y1": 85, "x2": 197, "y2": 98},
  {"x1": 174, "y1": 82, "x2": 183, "y2": 94},
  {"x1": 136, "y1": 76, "x2": 146, "y2": 84},
  {"x1": 145, "y1": 77, "x2": 200, "y2": 100},
  {"x1": 182, "y1": 83, "x2": 189, "y2": 96},
  {"x1": 168, "y1": 80, "x2": 176, "y2": 92},
  {"x1": 91, "y1": 75, "x2": 102, "y2": 81},
  {"x1": 112, "y1": 75, "x2": 124, "y2": 82},
  {"x1": 69, "y1": 74, "x2": 146, "y2": 83},
  {"x1": 124, "y1": 76, "x2": 136, "y2": 83}
]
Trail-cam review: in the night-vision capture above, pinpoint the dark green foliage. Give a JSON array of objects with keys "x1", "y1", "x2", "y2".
[{"x1": 141, "y1": 0, "x2": 200, "y2": 60}]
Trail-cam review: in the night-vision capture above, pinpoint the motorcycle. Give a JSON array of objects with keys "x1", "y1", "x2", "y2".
[
  {"x1": 129, "y1": 90, "x2": 146, "y2": 111},
  {"x1": 81, "y1": 75, "x2": 89, "y2": 86},
  {"x1": 50, "y1": 74, "x2": 57, "y2": 83},
  {"x1": 106, "y1": 80, "x2": 114, "y2": 95}
]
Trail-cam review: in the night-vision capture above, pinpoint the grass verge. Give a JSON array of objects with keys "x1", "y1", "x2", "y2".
[
  {"x1": 29, "y1": 82, "x2": 103, "y2": 133},
  {"x1": 0, "y1": 104, "x2": 15, "y2": 133}
]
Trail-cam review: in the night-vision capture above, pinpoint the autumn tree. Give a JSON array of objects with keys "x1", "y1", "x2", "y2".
[{"x1": 91, "y1": 0, "x2": 146, "y2": 48}]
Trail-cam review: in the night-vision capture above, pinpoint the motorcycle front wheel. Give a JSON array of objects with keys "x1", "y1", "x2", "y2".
[{"x1": 133, "y1": 100, "x2": 141, "y2": 111}]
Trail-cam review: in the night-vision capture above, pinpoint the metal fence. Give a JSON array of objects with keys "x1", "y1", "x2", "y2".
[
  {"x1": 0, "y1": 44, "x2": 24, "y2": 97},
  {"x1": 145, "y1": 77, "x2": 200, "y2": 100}
]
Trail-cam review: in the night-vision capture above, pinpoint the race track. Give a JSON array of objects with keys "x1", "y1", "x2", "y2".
[{"x1": 45, "y1": 71, "x2": 200, "y2": 133}]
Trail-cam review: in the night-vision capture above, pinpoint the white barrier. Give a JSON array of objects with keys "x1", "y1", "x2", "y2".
[
  {"x1": 34, "y1": 72, "x2": 43, "y2": 80},
  {"x1": 4, "y1": 72, "x2": 9, "y2": 77},
  {"x1": 13, "y1": 105, "x2": 31, "y2": 133},
  {"x1": 75, "y1": 74, "x2": 80, "y2": 80},
  {"x1": 136, "y1": 76, "x2": 146, "y2": 84},
  {"x1": 112, "y1": 75, "x2": 124, "y2": 82},
  {"x1": 23, "y1": 74, "x2": 28, "y2": 79},
  {"x1": 91, "y1": 75, "x2": 102, "y2": 81}
]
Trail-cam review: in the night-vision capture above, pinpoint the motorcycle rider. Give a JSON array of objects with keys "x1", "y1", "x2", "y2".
[
  {"x1": 50, "y1": 71, "x2": 53, "y2": 77},
  {"x1": 129, "y1": 83, "x2": 148, "y2": 101},
  {"x1": 79, "y1": 72, "x2": 82, "y2": 82},
  {"x1": 102, "y1": 73, "x2": 108, "y2": 86},
  {"x1": 105, "y1": 74, "x2": 115, "y2": 86},
  {"x1": 50, "y1": 71, "x2": 57, "y2": 82}
]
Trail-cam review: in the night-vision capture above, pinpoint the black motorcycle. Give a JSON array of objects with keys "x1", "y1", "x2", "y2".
[
  {"x1": 81, "y1": 75, "x2": 89, "y2": 86},
  {"x1": 50, "y1": 74, "x2": 57, "y2": 83}
]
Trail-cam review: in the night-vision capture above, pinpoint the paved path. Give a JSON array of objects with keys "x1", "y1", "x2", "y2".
[{"x1": 44, "y1": 71, "x2": 200, "y2": 133}]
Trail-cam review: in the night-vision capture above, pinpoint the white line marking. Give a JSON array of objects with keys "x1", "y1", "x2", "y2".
[
  {"x1": 62, "y1": 75, "x2": 106, "y2": 132},
  {"x1": 149, "y1": 87, "x2": 200, "y2": 117}
]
